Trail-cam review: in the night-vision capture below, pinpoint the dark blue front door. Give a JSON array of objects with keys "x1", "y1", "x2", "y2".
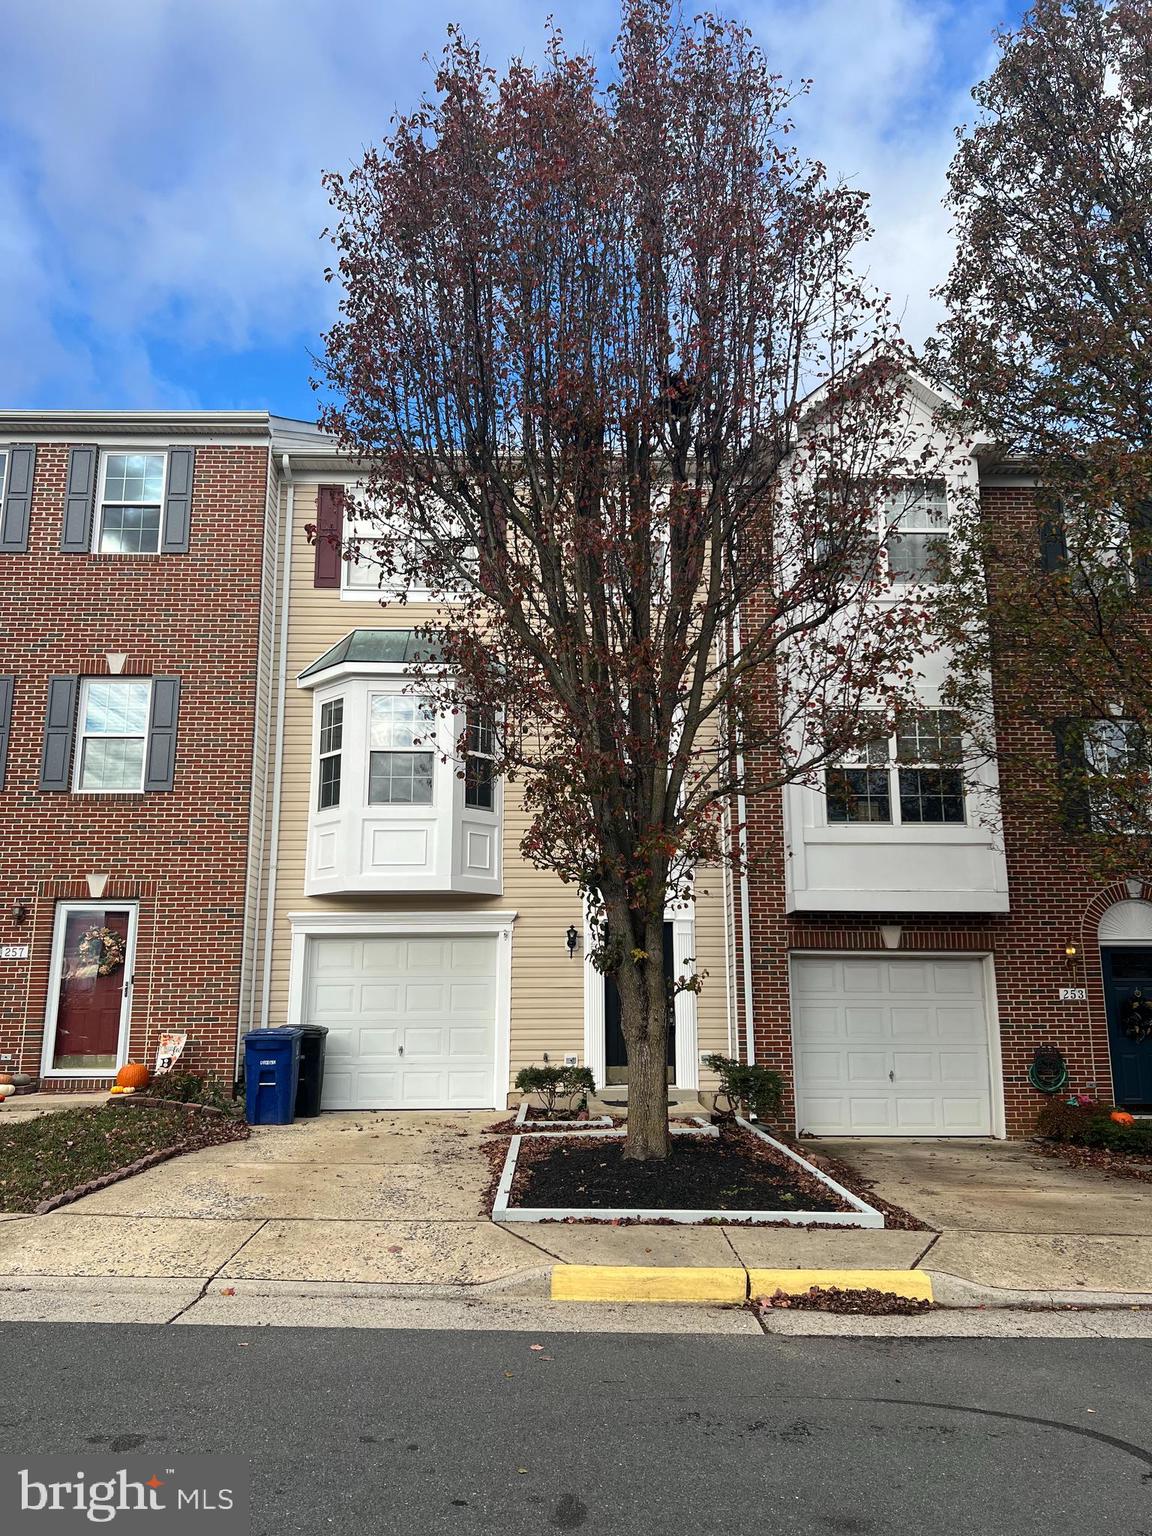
[
  {"x1": 1102, "y1": 947, "x2": 1152, "y2": 1109},
  {"x1": 604, "y1": 922, "x2": 676, "y2": 1085}
]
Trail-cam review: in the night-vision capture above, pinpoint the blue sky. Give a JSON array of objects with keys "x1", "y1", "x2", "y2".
[{"x1": 0, "y1": 0, "x2": 1025, "y2": 419}]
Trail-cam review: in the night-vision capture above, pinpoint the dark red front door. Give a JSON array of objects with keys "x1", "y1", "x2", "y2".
[{"x1": 49, "y1": 908, "x2": 132, "y2": 1072}]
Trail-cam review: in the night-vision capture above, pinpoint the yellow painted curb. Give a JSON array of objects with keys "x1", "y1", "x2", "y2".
[
  {"x1": 551, "y1": 1265, "x2": 747, "y2": 1303},
  {"x1": 748, "y1": 1269, "x2": 933, "y2": 1303}
]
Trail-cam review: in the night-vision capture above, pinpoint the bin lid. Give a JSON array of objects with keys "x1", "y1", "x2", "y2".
[
  {"x1": 245, "y1": 1027, "x2": 304, "y2": 1043},
  {"x1": 297, "y1": 1024, "x2": 329, "y2": 1037}
]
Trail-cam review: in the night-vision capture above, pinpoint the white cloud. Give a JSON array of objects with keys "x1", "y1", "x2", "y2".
[{"x1": 0, "y1": 0, "x2": 1010, "y2": 407}]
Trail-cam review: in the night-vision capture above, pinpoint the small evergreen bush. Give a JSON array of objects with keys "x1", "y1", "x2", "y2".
[
  {"x1": 514, "y1": 1063, "x2": 597, "y2": 1118},
  {"x1": 702, "y1": 1054, "x2": 785, "y2": 1121}
]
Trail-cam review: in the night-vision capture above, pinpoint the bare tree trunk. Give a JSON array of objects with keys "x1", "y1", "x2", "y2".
[{"x1": 611, "y1": 907, "x2": 672, "y2": 1162}]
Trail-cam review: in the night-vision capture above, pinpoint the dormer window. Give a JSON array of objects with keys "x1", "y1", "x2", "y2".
[{"x1": 368, "y1": 694, "x2": 435, "y2": 805}]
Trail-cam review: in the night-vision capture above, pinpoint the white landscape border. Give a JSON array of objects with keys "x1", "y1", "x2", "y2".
[{"x1": 491, "y1": 1114, "x2": 884, "y2": 1228}]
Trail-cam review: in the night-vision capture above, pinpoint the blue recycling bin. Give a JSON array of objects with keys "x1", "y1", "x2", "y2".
[{"x1": 244, "y1": 1027, "x2": 304, "y2": 1125}]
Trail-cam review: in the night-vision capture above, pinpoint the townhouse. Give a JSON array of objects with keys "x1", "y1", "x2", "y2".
[
  {"x1": 3, "y1": 396, "x2": 1146, "y2": 1135},
  {"x1": 734, "y1": 375, "x2": 1152, "y2": 1137},
  {"x1": 0, "y1": 411, "x2": 282, "y2": 1091}
]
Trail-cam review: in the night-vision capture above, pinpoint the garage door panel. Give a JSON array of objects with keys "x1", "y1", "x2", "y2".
[
  {"x1": 846, "y1": 1051, "x2": 889, "y2": 1083},
  {"x1": 844, "y1": 1007, "x2": 886, "y2": 1041},
  {"x1": 793, "y1": 956, "x2": 993, "y2": 1136},
  {"x1": 795, "y1": 1005, "x2": 840, "y2": 1040},
  {"x1": 309, "y1": 932, "x2": 499, "y2": 1110},
  {"x1": 357, "y1": 939, "x2": 405, "y2": 973},
  {"x1": 888, "y1": 962, "x2": 930, "y2": 993},
  {"x1": 849, "y1": 1097, "x2": 893, "y2": 1130},
  {"x1": 799, "y1": 1050, "x2": 847, "y2": 1084},
  {"x1": 841, "y1": 961, "x2": 884, "y2": 993}
]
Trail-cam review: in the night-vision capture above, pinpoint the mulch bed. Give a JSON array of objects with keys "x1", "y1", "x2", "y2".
[
  {"x1": 756, "y1": 1285, "x2": 935, "y2": 1316},
  {"x1": 0, "y1": 1101, "x2": 249, "y2": 1214},
  {"x1": 1033, "y1": 1138, "x2": 1152, "y2": 1185},
  {"x1": 510, "y1": 1122, "x2": 851, "y2": 1213}
]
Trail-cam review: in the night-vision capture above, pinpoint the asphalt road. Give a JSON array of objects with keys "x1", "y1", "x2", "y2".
[{"x1": 1, "y1": 1325, "x2": 1149, "y2": 1535}]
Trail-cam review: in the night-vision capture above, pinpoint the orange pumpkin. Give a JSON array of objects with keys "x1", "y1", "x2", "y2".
[
  {"x1": 1111, "y1": 1110, "x2": 1136, "y2": 1127},
  {"x1": 115, "y1": 1062, "x2": 150, "y2": 1090}
]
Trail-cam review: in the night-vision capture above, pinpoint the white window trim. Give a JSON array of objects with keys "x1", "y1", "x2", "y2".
[
  {"x1": 880, "y1": 478, "x2": 951, "y2": 589},
  {"x1": 0, "y1": 447, "x2": 8, "y2": 503},
  {"x1": 285, "y1": 910, "x2": 517, "y2": 1111},
  {"x1": 72, "y1": 677, "x2": 152, "y2": 795},
  {"x1": 366, "y1": 690, "x2": 438, "y2": 808},
  {"x1": 317, "y1": 696, "x2": 343, "y2": 811},
  {"x1": 40, "y1": 901, "x2": 139, "y2": 1079},
  {"x1": 582, "y1": 902, "x2": 699, "y2": 1092},
  {"x1": 825, "y1": 709, "x2": 968, "y2": 829},
  {"x1": 92, "y1": 448, "x2": 168, "y2": 556}
]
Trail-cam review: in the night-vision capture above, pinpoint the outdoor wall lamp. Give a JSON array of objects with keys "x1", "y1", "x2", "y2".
[
  {"x1": 566, "y1": 925, "x2": 580, "y2": 957},
  {"x1": 1065, "y1": 941, "x2": 1079, "y2": 967},
  {"x1": 11, "y1": 901, "x2": 28, "y2": 926}
]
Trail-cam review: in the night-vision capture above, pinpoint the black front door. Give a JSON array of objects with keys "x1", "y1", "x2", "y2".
[
  {"x1": 604, "y1": 922, "x2": 676, "y2": 1086},
  {"x1": 1102, "y1": 947, "x2": 1152, "y2": 1109}
]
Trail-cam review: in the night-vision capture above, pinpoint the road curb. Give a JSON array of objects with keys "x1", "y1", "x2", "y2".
[{"x1": 550, "y1": 1264, "x2": 932, "y2": 1304}]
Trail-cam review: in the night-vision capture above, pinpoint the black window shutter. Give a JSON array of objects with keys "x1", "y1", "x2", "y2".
[
  {"x1": 61, "y1": 446, "x2": 98, "y2": 552},
  {"x1": 161, "y1": 447, "x2": 195, "y2": 553},
  {"x1": 314, "y1": 485, "x2": 343, "y2": 588},
  {"x1": 0, "y1": 676, "x2": 13, "y2": 788},
  {"x1": 1130, "y1": 500, "x2": 1152, "y2": 590},
  {"x1": 39, "y1": 676, "x2": 79, "y2": 790},
  {"x1": 0, "y1": 444, "x2": 36, "y2": 553},
  {"x1": 144, "y1": 678, "x2": 181, "y2": 791},
  {"x1": 1053, "y1": 718, "x2": 1090, "y2": 832},
  {"x1": 1038, "y1": 507, "x2": 1068, "y2": 573}
]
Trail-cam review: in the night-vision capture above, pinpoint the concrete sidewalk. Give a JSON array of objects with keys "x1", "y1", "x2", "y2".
[{"x1": 3, "y1": 1114, "x2": 1152, "y2": 1312}]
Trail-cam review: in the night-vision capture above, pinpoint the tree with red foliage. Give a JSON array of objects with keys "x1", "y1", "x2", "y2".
[
  {"x1": 930, "y1": 0, "x2": 1152, "y2": 871},
  {"x1": 320, "y1": 0, "x2": 935, "y2": 1160}
]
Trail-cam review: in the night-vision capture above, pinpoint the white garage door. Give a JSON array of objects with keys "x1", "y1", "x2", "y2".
[
  {"x1": 791, "y1": 956, "x2": 993, "y2": 1135},
  {"x1": 306, "y1": 934, "x2": 498, "y2": 1110}
]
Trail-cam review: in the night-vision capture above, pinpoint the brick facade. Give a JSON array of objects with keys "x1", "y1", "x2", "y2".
[
  {"x1": 737, "y1": 479, "x2": 1132, "y2": 1137},
  {"x1": 0, "y1": 435, "x2": 270, "y2": 1089}
]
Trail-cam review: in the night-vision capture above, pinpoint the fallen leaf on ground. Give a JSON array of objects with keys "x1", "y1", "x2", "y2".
[{"x1": 220, "y1": 1287, "x2": 236, "y2": 1297}]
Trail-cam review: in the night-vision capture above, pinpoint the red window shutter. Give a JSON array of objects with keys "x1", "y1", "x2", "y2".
[{"x1": 314, "y1": 485, "x2": 344, "y2": 588}]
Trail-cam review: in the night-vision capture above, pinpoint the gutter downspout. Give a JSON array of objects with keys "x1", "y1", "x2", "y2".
[
  {"x1": 732, "y1": 604, "x2": 756, "y2": 1066},
  {"x1": 258, "y1": 452, "x2": 295, "y2": 1032}
]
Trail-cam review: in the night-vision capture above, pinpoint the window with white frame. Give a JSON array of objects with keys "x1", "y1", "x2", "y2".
[
  {"x1": 1082, "y1": 717, "x2": 1148, "y2": 832},
  {"x1": 464, "y1": 709, "x2": 496, "y2": 811},
  {"x1": 317, "y1": 697, "x2": 343, "y2": 810},
  {"x1": 97, "y1": 452, "x2": 166, "y2": 554},
  {"x1": 74, "y1": 679, "x2": 152, "y2": 792},
  {"x1": 368, "y1": 694, "x2": 435, "y2": 804},
  {"x1": 883, "y1": 480, "x2": 949, "y2": 584},
  {"x1": 826, "y1": 709, "x2": 966, "y2": 825}
]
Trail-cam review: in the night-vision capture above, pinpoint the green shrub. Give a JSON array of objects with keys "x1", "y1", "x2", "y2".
[
  {"x1": 149, "y1": 1071, "x2": 241, "y2": 1117},
  {"x1": 702, "y1": 1054, "x2": 785, "y2": 1121},
  {"x1": 1036, "y1": 1097, "x2": 1152, "y2": 1155},
  {"x1": 514, "y1": 1064, "x2": 596, "y2": 1118}
]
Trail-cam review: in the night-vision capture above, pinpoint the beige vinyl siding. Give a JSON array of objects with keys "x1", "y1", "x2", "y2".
[{"x1": 266, "y1": 479, "x2": 731, "y2": 1098}]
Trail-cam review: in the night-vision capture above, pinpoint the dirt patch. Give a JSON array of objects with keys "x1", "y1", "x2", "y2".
[
  {"x1": 755, "y1": 1285, "x2": 934, "y2": 1316},
  {"x1": 510, "y1": 1123, "x2": 852, "y2": 1213}
]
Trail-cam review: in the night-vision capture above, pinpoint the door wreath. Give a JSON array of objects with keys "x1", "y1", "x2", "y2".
[
  {"x1": 72, "y1": 925, "x2": 127, "y2": 981},
  {"x1": 1122, "y1": 989, "x2": 1152, "y2": 1041}
]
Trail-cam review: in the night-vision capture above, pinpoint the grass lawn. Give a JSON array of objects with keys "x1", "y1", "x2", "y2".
[{"x1": 0, "y1": 1102, "x2": 248, "y2": 1214}]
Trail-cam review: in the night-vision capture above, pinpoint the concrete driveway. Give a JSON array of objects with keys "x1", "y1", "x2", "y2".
[
  {"x1": 0, "y1": 1112, "x2": 551, "y2": 1292},
  {"x1": 818, "y1": 1136, "x2": 1152, "y2": 1296}
]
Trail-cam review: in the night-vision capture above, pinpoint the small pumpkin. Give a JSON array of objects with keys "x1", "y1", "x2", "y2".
[
  {"x1": 115, "y1": 1062, "x2": 150, "y2": 1091},
  {"x1": 1111, "y1": 1110, "x2": 1136, "y2": 1127}
]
